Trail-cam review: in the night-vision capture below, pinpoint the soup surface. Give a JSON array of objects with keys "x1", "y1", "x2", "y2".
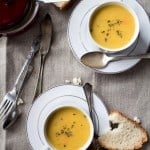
[
  {"x1": 45, "y1": 107, "x2": 90, "y2": 150},
  {"x1": 90, "y1": 4, "x2": 136, "y2": 50}
]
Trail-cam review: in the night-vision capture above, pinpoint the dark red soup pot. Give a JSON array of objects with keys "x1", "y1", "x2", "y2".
[{"x1": 0, "y1": 0, "x2": 32, "y2": 30}]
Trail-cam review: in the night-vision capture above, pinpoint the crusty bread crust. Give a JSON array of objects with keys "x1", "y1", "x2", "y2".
[
  {"x1": 54, "y1": 0, "x2": 76, "y2": 10},
  {"x1": 99, "y1": 110, "x2": 148, "y2": 150},
  {"x1": 111, "y1": 111, "x2": 148, "y2": 142}
]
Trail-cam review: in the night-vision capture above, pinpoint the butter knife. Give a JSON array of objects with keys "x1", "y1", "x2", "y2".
[
  {"x1": 83, "y1": 83, "x2": 101, "y2": 150},
  {"x1": 34, "y1": 13, "x2": 53, "y2": 100}
]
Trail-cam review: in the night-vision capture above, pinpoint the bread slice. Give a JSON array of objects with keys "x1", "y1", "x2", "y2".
[
  {"x1": 99, "y1": 111, "x2": 148, "y2": 150},
  {"x1": 53, "y1": 0, "x2": 76, "y2": 10}
]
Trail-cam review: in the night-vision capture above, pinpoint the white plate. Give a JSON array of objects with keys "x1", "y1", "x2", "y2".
[
  {"x1": 27, "y1": 84, "x2": 109, "y2": 150},
  {"x1": 68, "y1": 0, "x2": 150, "y2": 74}
]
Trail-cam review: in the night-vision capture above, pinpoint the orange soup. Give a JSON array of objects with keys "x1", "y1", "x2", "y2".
[
  {"x1": 45, "y1": 107, "x2": 91, "y2": 150},
  {"x1": 90, "y1": 3, "x2": 136, "y2": 50}
]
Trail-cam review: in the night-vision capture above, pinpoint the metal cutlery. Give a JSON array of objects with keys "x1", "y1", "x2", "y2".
[
  {"x1": 33, "y1": 13, "x2": 53, "y2": 100},
  {"x1": 3, "y1": 108, "x2": 21, "y2": 129},
  {"x1": 81, "y1": 51, "x2": 150, "y2": 69},
  {"x1": 0, "y1": 36, "x2": 40, "y2": 127},
  {"x1": 83, "y1": 83, "x2": 101, "y2": 150},
  {"x1": 4, "y1": 0, "x2": 69, "y2": 4},
  {"x1": 37, "y1": 0, "x2": 69, "y2": 3},
  {"x1": 3, "y1": 66, "x2": 33, "y2": 129}
]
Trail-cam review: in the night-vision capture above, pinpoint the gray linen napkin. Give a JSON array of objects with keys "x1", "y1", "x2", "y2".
[{"x1": 0, "y1": 37, "x2": 7, "y2": 150}]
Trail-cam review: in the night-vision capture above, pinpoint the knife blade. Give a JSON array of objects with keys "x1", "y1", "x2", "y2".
[
  {"x1": 40, "y1": 13, "x2": 52, "y2": 55},
  {"x1": 33, "y1": 13, "x2": 53, "y2": 100},
  {"x1": 83, "y1": 83, "x2": 101, "y2": 150}
]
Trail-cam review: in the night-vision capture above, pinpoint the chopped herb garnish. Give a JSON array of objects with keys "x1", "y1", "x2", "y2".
[
  {"x1": 99, "y1": 19, "x2": 123, "y2": 42},
  {"x1": 61, "y1": 129, "x2": 64, "y2": 134},
  {"x1": 107, "y1": 20, "x2": 111, "y2": 23},
  {"x1": 64, "y1": 145, "x2": 66, "y2": 147},
  {"x1": 116, "y1": 30, "x2": 123, "y2": 38},
  {"x1": 83, "y1": 115, "x2": 86, "y2": 118},
  {"x1": 101, "y1": 30, "x2": 105, "y2": 33},
  {"x1": 55, "y1": 123, "x2": 76, "y2": 138}
]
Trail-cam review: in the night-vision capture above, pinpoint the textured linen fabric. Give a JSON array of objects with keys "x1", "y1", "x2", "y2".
[
  {"x1": 0, "y1": 1, "x2": 149, "y2": 150},
  {"x1": 0, "y1": 37, "x2": 7, "y2": 150}
]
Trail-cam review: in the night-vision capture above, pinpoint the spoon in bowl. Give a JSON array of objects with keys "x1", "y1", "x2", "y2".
[{"x1": 81, "y1": 51, "x2": 150, "y2": 69}]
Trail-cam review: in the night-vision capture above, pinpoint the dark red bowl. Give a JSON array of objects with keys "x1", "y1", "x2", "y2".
[
  {"x1": 0, "y1": 0, "x2": 31, "y2": 29},
  {"x1": 0, "y1": 0, "x2": 39, "y2": 36}
]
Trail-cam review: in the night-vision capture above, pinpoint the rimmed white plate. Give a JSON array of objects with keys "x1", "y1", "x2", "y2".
[
  {"x1": 27, "y1": 84, "x2": 109, "y2": 150},
  {"x1": 68, "y1": 0, "x2": 150, "y2": 74}
]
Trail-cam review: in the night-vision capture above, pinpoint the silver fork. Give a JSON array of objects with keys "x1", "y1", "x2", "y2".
[{"x1": 0, "y1": 36, "x2": 41, "y2": 123}]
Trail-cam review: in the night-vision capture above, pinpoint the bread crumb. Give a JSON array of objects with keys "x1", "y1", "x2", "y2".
[
  {"x1": 17, "y1": 98, "x2": 24, "y2": 106},
  {"x1": 65, "y1": 77, "x2": 82, "y2": 85},
  {"x1": 133, "y1": 116, "x2": 141, "y2": 124},
  {"x1": 72, "y1": 77, "x2": 82, "y2": 85},
  {"x1": 65, "y1": 80, "x2": 71, "y2": 84}
]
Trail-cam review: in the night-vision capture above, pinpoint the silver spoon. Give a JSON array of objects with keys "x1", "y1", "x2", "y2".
[{"x1": 81, "y1": 51, "x2": 150, "y2": 69}]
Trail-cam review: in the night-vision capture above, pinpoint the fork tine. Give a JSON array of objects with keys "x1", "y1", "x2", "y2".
[
  {"x1": 0, "y1": 100, "x2": 10, "y2": 119},
  {"x1": 0, "y1": 102, "x2": 13, "y2": 122},
  {"x1": 0, "y1": 99, "x2": 8, "y2": 112},
  {"x1": 0, "y1": 100, "x2": 9, "y2": 116},
  {"x1": 1, "y1": 104, "x2": 14, "y2": 122},
  {"x1": 0, "y1": 101, "x2": 13, "y2": 121}
]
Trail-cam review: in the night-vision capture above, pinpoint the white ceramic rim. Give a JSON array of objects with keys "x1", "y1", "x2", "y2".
[
  {"x1": 67, "y1": 0, "x2": 150, "y2": 74},
  {"x1": 42, "y1": 104, "x2": 94, "y2": 150},
  {"x1": 26, "y1": 84, "x2": 109, "y2": 150},
  {"x1": 88, "y1": 1, "x2": 140, "y2": 53}
]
